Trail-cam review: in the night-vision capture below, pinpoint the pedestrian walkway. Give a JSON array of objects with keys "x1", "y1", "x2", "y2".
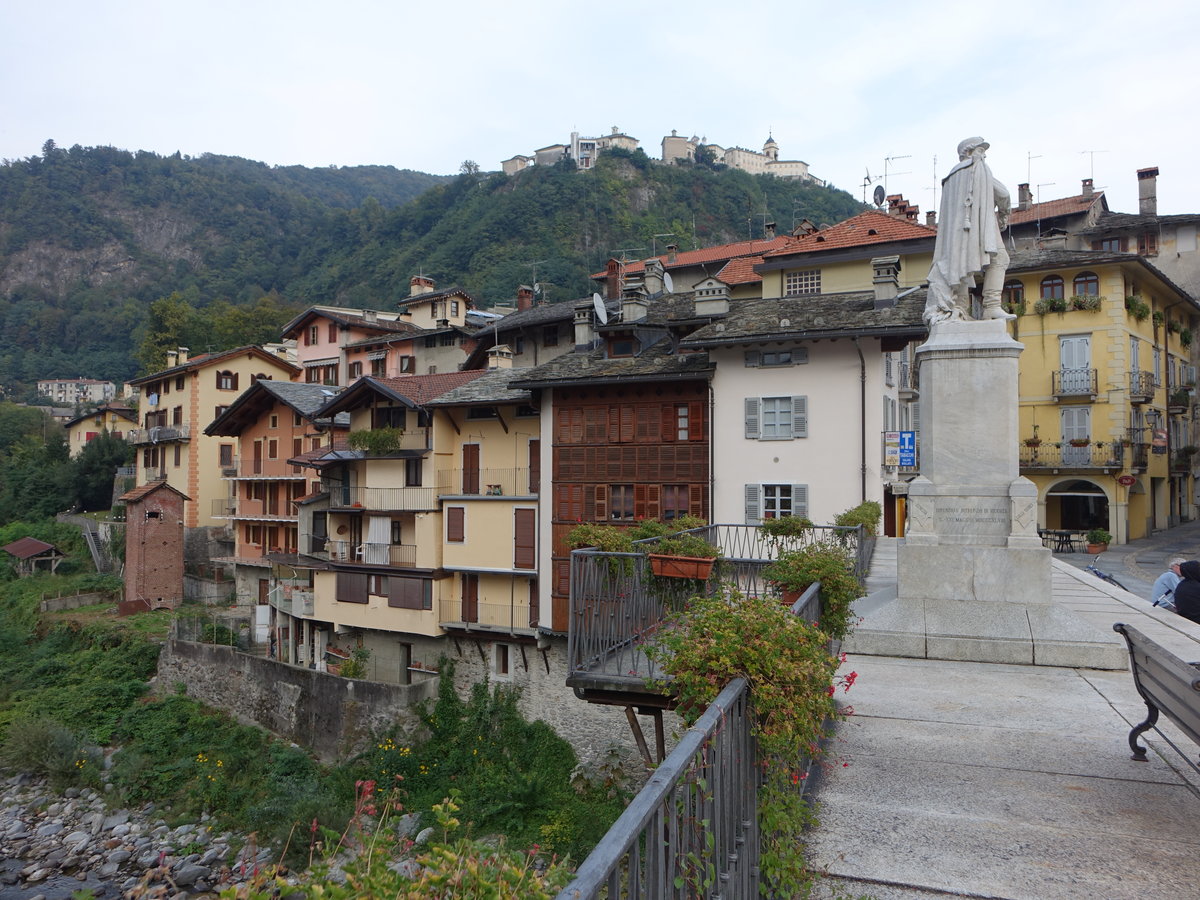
[{"x1": 806, "y1": 526, "x2": 1200, "y2": 899}]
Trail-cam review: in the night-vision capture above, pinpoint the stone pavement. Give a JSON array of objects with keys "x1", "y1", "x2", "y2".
[{"x1": 806, "y1": 524, "x2": 1200, "y2": 900}]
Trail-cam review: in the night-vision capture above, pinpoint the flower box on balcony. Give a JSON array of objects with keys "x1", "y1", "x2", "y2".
[{"x1": 647, "y1": 553, "x2": 717, "y2": 580}]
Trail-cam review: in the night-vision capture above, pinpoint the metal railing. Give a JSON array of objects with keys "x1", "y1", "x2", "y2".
[
  {"x1": 326, "y1": 485, "x2": 437, "y2": 511},
  {"x1": 1052, "y1": 368, "x2": 1097, "y2": 397},
  {"x1": 1130, "y1": 370, "x2": 1157, "y2": 403},
  {"x1": 220, "y1": 498, "x2": 297, "y2": 521},
  {"x1": 555, "y1": 678, "x2": 759, "y2": 900},
  {"x1": 221, "y1": 457, "x2": 307, "y2": 478},
  {"x1": 128, "y1": 425, "x2": 191, "y2": 444},
  {"x1": 439, "y1": 596, "x2": 534, "y2": 631},
  {"x1": 567, "y1": 524, "x2": 866, "y2": 687},
  {"x1": 437, "y1": 467, "x2": 535, "y2": 496},
  {"x1": 898, "y1": 359, "x2": 919, "y2": 394},
  {"x1": 1018, "y1": 441, "x2": 1149, "y2": 470},
  {"x1": 557, "y1": 584, "x2": 823, "y2": 900},
  {"x1": 325, "y1": 541, "x2": 417, "y2": 567},
  {"x1": 211, "y1": 498, "x2": 237, "y2": 517}
]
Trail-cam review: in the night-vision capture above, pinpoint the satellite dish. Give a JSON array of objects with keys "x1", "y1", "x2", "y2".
[
  {"x1": 592, "y1": 292, "x2": 608, "y2": 325},
  {"x1": 873, "y1": 185, "x2": 886, "y2": 207},
  {"x1": 663, "y1": 271, "x2": 675, "y2": 294}
]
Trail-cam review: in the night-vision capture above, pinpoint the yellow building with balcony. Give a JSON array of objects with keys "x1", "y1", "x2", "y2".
[
  {"x1": 274, "y1": 363, "x2": 541, "y2": 684},
  {"x1": 1006, "y1": 248, "x2": 1199, "y2": 542}
]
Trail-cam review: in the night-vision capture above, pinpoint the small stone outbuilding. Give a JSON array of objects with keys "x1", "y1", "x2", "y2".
[{"x1": 119, "y1": 481, "x2": 189, "y2": 614}]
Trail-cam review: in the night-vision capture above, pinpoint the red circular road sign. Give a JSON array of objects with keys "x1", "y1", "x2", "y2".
[{"x1": 1117, "y1": 475, "x2": 1136, "y2": 486}]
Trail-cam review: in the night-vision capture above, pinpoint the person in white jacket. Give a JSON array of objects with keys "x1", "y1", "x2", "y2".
[{"x1": 1150, "y1": 557, "x2": 1185, "y2": 610}]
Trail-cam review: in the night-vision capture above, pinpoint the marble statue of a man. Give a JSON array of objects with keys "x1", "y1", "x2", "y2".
[{"x1": 924, "y1": 137, "x2": 1015, "y2": 325}]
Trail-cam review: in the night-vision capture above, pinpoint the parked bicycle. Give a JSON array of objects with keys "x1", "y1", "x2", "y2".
[{"x1": 1084, "y1": 553, "x2": 1128, "y2": 591}]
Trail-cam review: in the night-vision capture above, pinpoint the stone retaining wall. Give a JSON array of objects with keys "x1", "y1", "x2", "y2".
[
  {"x1": 156, "y1": 640, "x2": 436, "y2": 763},
  {"x1": 39, "y1": 591, "x2": 112, "y2": 613}
]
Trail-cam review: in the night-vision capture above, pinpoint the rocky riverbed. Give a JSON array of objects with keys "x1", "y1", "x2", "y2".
[{"x1": 0, "y1": 773, "x2": 277, "y2": 899}]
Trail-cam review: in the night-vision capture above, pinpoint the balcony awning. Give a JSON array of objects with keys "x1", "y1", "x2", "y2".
[
  {"x1": 303, "y1": 357, "x2": 339, "y2": 368},
  {"x1": 366, "y1": 350, "x2": 388, "y2": 361}
]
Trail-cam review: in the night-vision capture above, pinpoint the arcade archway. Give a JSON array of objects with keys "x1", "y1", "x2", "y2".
[{"x1": 1045, "y1": 479, "x2": 1110, "y2": 531}]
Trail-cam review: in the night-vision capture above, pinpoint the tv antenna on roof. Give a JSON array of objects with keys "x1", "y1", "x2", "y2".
[
  {"x1": 861, "y1": 167, "x2": 881, "y2": 204},
  {"x1": 884, "y1": 155, "x2": 911, "y2": 193},
  {"x1": 1080, "y1": 149, "x2": 1108, "y2": 180},
  {"x1": 592, "y1": 292, "x2": 608, "y2": 325}
]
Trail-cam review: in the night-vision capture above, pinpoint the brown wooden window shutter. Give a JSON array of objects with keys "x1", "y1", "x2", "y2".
[
  {"x1": 447, "y1": 507, "x2": 465, "y2": 542},
  {"x1": 514, "y1": 508, "x2": 536, "y2": 569},
  {"x1": 336, "y1": 571, "x2": 369, "y2": 604}
]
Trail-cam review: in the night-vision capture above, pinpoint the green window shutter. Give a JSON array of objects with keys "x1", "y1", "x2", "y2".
[
  {"x1": 744, "y1": 483, "x2": 761, "y2": 524},
  {"x1": 792, "y1": 395, "x2": 808, "y2": 438},
  {"x1": 744, "y1": 398, "x2": 760, "y2": 439}
]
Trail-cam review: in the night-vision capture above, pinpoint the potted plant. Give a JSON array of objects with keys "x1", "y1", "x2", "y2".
[
  {"x1": 760, "y1": 541, "x2": 862, "y2": 618},
  {"x1": 1169, "y1": 388, "x2": 1190, "y2": 411},
  {"x1": 1085, "y1": 528, "x2": 1112, "y2": 553},
  {"x1": 646, "y1": 531, "x2": 720, "y2": 579},
  {"x1": 1024, "y1": 425, "x2": 1041, "y2": 447},
  {"x1": 1069, "y1": 437, "x2": 1091, "y2": 447}
]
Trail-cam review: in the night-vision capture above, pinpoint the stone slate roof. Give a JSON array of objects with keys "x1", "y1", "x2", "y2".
[
  {"x1": 205, "y1": 380, "x2": 350, "y2": 436},
  {"x1": 423, "y1": 369, "x2": 533, "y2": 406},
  {"x1": 1006, "y1": 248, "x2": 1198, "y2": 307},
  {"x1": 680, "y1": 289, "x2": 928, "y2": 348},
  {"x1": 492, "y1": 299, "x2": 581, "y2": 330},
  {"x1": 280, "y1": 307, "x2": 422, "y2": 340},
  {"x1": 1080, "y1": 211, "x2": 1200, "y2": 233},
  {"x1": 511, "y1": 339, "x2": 713, "y2": 389}
]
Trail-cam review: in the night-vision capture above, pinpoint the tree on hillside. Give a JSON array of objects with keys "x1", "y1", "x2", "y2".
[{"x1": 72, "y1": 432, "x2": 134, "y2": 512}]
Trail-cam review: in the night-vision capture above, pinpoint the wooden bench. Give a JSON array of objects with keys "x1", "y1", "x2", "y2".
[{"x1": 1112, "y1": 623, "x2": 1200, "y2": 773}]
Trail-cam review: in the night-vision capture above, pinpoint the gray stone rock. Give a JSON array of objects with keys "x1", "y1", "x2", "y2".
[
  {"x1": 108, "y1": 849, "x2": 132, "y2": 865},
  {"x1": 35, "y1": 823, "x2": 63, "y2": 838},
  {"x1": 413, "y1": 826, "x2": 435, "y2": 846},
  {"x1": 173, "y1": 864, "x2": 211, "y2": 886},
  {"x1": 102, "y1": 811, "x2": 130, "y2": 830},
  {"x1": 98, "y1": 861, "x2": 121, "y2": 878}
]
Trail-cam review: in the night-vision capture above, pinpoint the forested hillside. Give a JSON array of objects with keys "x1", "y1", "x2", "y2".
[{"x1": 0, "y1": 143, "x2": 862, "y2": 392}]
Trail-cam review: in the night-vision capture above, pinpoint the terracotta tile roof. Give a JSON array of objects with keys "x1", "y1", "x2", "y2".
[
  {"x1": 118, "y1": 481, "x2": 191, "y2": 503},
  {"x1": 127, "y1": 346, "x2": 299, "y2": 386},
  {"x1": 594, "y1": 236, "x2": 797, "y2": 278},
  {"x1": 372, "y1": 370, "x2": 486, "y2": 405},
  {"x1": 715, "y1": 256, "x2": 765, "y2": 285},
  {"x1": 1009, "y1": 193, "x2": 1104, "y2": 226},
  {"x1": 2, "y1": 537, "x2": 57, "y2": 559},
  {"x1": 760, "y1": 211, "x2": 935, "y2": 258}
]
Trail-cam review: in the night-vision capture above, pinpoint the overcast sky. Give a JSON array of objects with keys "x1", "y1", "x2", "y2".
[{"x1": 3, "y1": 0, "x2": 1196, "y2": 219}]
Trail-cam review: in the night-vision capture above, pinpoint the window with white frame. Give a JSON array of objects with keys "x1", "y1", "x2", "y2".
[
  {"x1": 744, "y1": 483, "x2": 808, "y2": 524},
  {"x1": 745, "y1": 396, "x2": 807, "y2": 440},
  {"x1": 784, "y1": 269, "x2": 821, "y2": 296}
]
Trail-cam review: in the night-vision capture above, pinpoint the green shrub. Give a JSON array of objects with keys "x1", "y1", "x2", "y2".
[
  {"x1": 761, "y1": 541, "x2": 861, "y2": 639},
  {"x1": 0, "y1": 717, "x2": 100, "y2": 788},
  {"x1": 346, "y1": 427, "x2": 405, "y2": 455},
  {"x1": 834, "y1": 500, "x2": 882, "y2": 536}
]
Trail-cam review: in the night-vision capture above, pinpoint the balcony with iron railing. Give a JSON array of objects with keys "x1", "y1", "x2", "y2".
[
  {"x1": 1130, "y1": 370, "x2": 1157, "y2": 404},
  {"x1": 221, "y1": 457, "x2": 308, "y2": 479},
  {"x1": 438, "y1": 596, "x2": 535, "y2": 633},
  {"x1": 567, "y1": 523, "x2": 870, "y2": 703},
  {"x1": 212, "y1": 497, "x2": 299, "y2": 521},
  {"x1": 128, "y1": 424, "x2": 191, "y2": 445},
  {"x1": 1051, "y1": 368, "x2": 1098, "y2": 399},
  {"x1": 325, "y1": 484, "x2": 437, "y2": 511},
  {"x1": 437, "y1": 467, "x2": 536, "y2": 497},
  {"x1": 1018, "y1": 440, "x2": 1150, "y2": 471},
  {"x1": 323, "y1": 540, "x2": 418, "y2": 568}
]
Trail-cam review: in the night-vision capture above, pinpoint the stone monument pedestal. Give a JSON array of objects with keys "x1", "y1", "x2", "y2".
[{"x1": 890, "y1": 319, "x2": 1101, "y2": 665}]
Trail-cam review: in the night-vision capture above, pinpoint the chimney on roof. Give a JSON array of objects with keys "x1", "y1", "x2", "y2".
[
  {"x1": 643, "y1": 258, "x2": 665, "y2": 296},
  {"x1": 764, "y1": 221, "x2": 776, "y2": 238},
  {"x1": 486, "y1": 344, "x2": 514, "y2": 369},
  {"x1": 1138, "y1": 166, "x2": 1159, "y2": 217},
  {"x1": 926, "y1": 210, "x2": 937, "y2": 228},
  {"x1": 574, "y1": 303, "x2": 596, "y2": 350},
  {"x1": 517, "y1": 285, "x2": 534, "y2": 312},
  {"x1": 176, "y1": 347, "x2": 189, "y2": 364},
  {"x1": 871, "y1": 256, "x2": 901, "y2": 308},
  {"x1": 1082, "y1": 178, "x2": 1094, "y2": 198},
  {"x1": 363, "y1": 308, "x2": 377, "y2": 323},
  {"x1": 605, "y1": 258, "x2": 621, "y2": 300},
  {"x1": 1018, "y1": 183, "x2": 1032, "y2": 211},
  {"x1": 667, "y1": 244, "x2": 678, "y2": 263},
  {"x1": 694, "y1": 279, "x2": 730, "y2": 317},
  {"x1": 409, "y1": 275, "x2": 436, "y2": 297},
  {"x1": 165, "y1": 350, "x2": 177, "y2": 368}
]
